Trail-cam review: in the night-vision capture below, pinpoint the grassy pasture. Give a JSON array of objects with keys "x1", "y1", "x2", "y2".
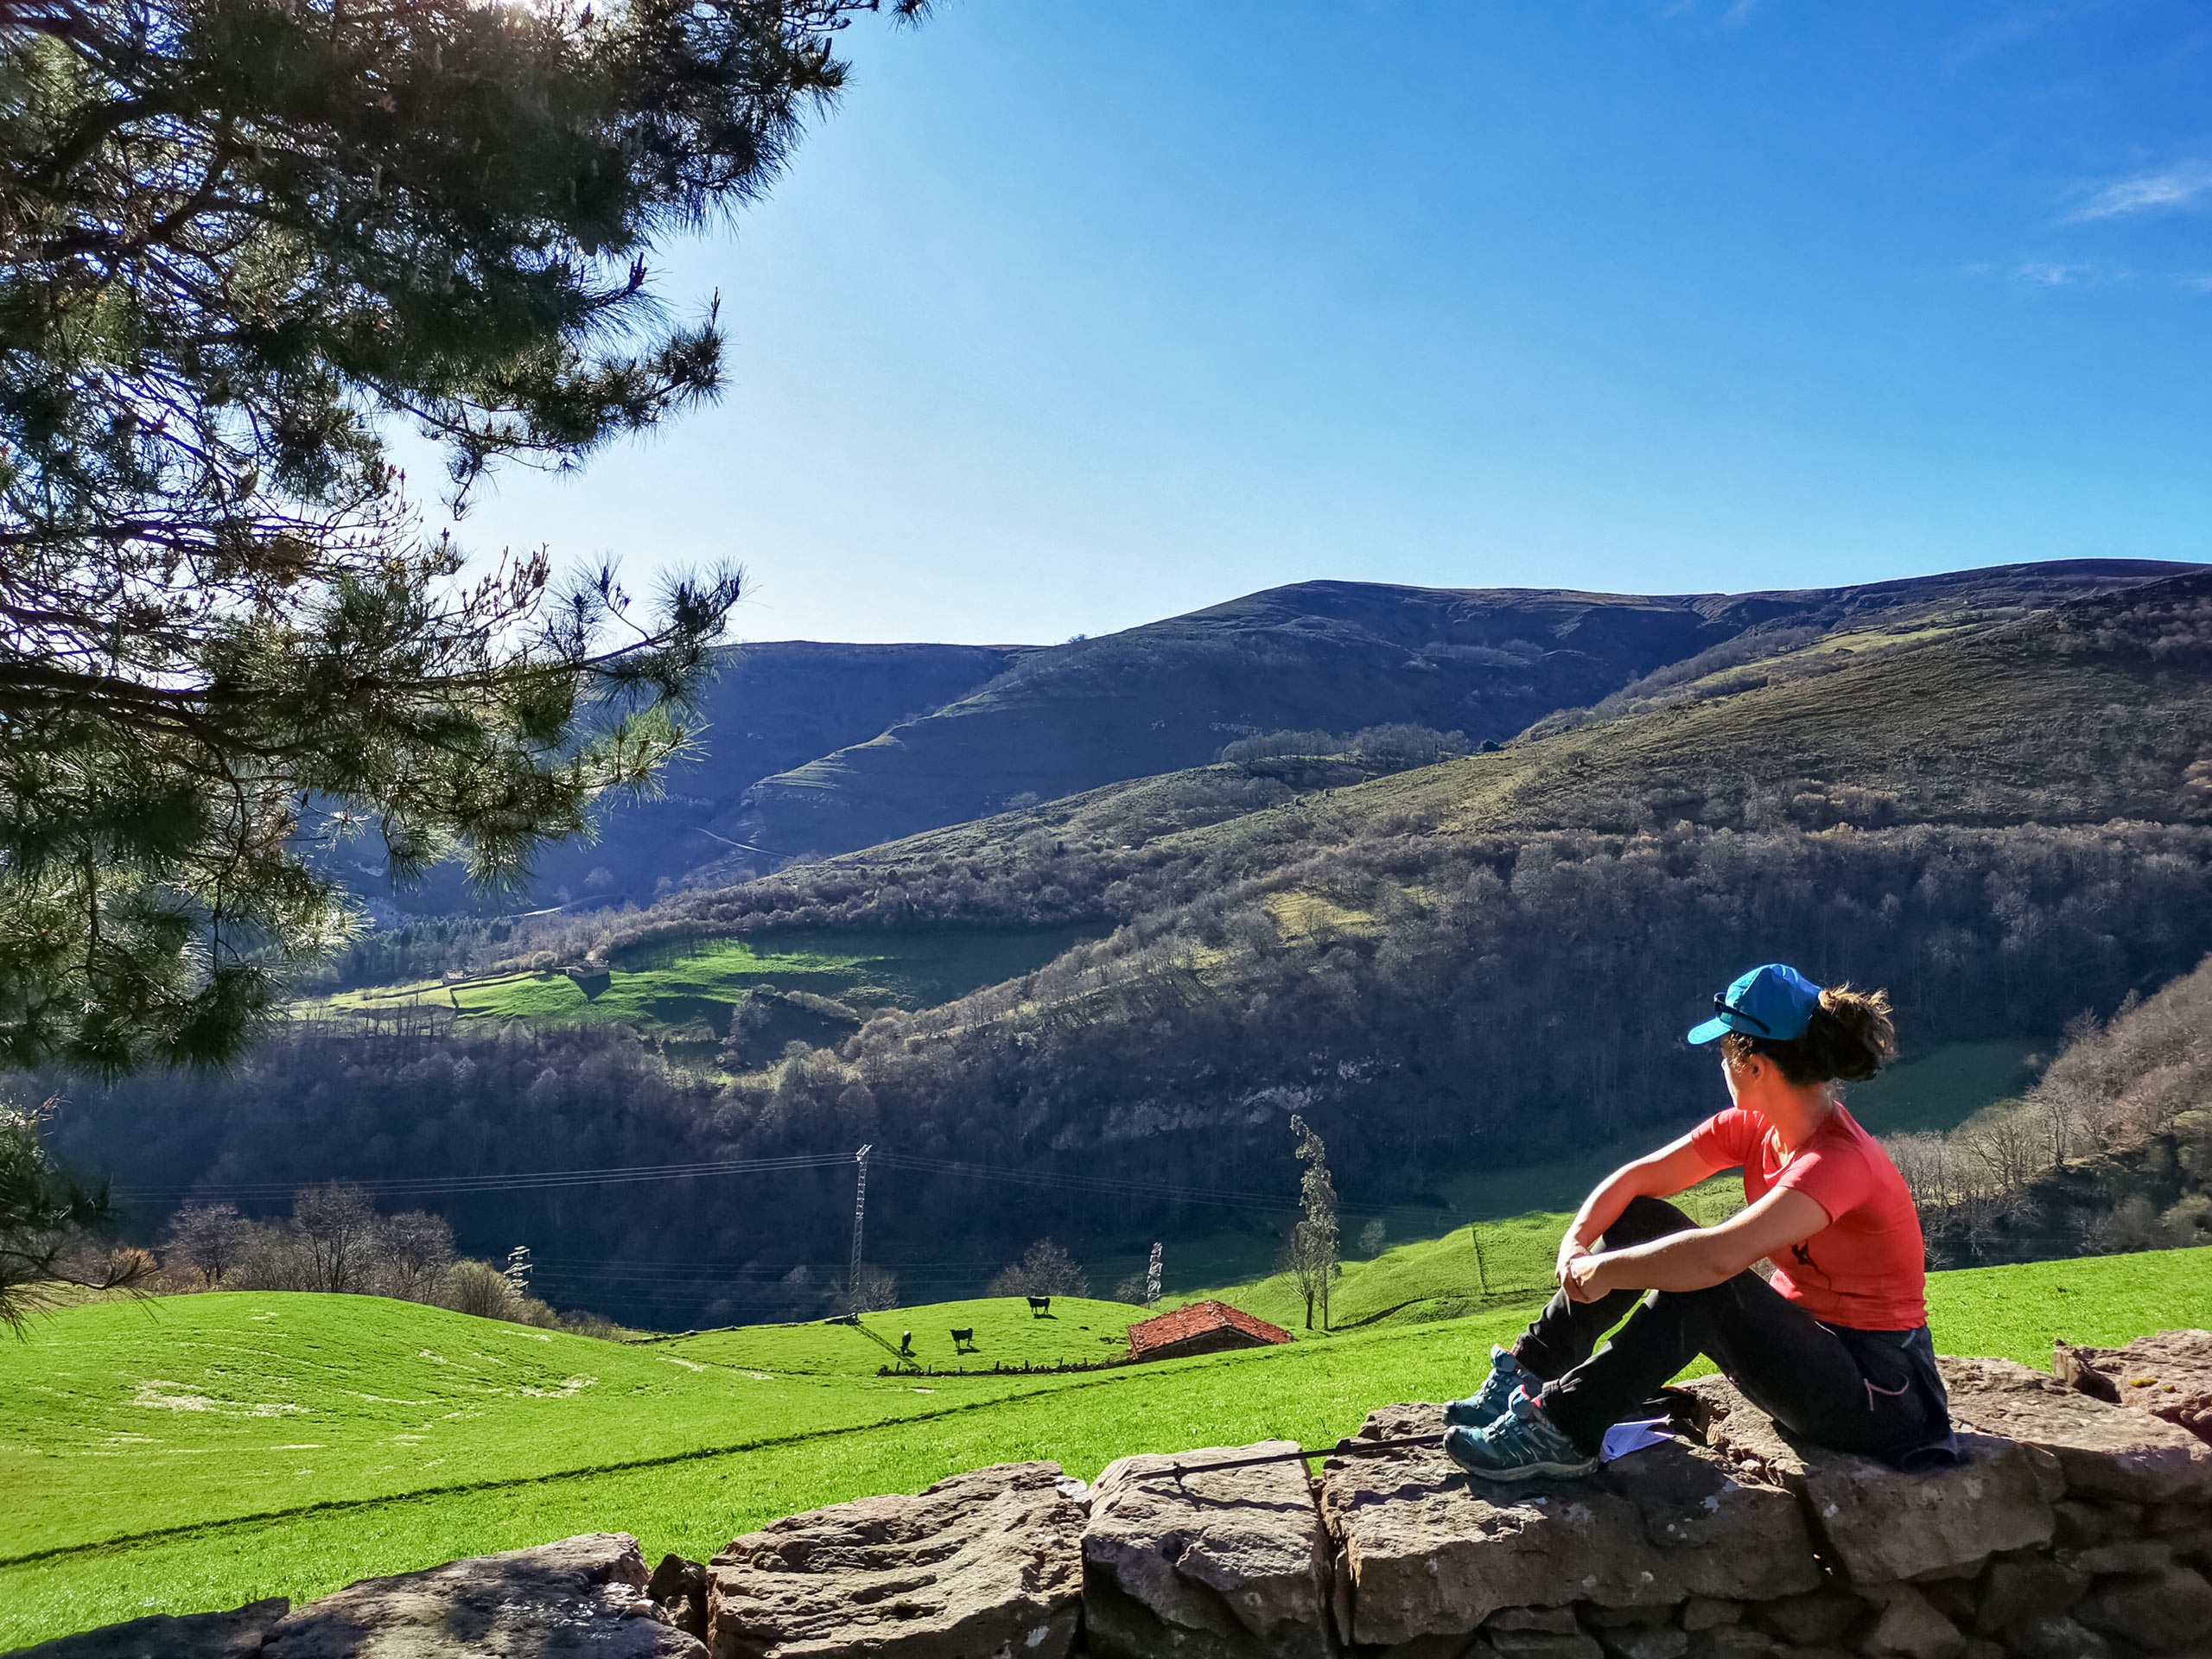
[
  {"x1": 323, "y1": 928, "x2": 1102, "y2": 1044},
  {"x1": 662, "y1": 1296, "x2": 1144, "y2": 1375},
  {"x1": 4, "y1": 1247, "x2": 2209, "y2": 1649},
  {"x1": 0, "y1": 1294, "x2": 1061, "y2": 1566}
]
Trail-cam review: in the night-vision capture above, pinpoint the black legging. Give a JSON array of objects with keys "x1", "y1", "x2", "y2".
[{"x1": 1515, "y1": 1195, "x2": 1948, "y2": 1459}]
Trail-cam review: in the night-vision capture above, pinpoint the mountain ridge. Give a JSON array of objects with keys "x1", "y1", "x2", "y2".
[{"x1": 724, "y1": 559, "x2": 2190, "y2": 867}]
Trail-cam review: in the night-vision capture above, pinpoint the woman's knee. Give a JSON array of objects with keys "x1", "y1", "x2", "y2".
[{"x1": 1599, "y1": 1194, "x2": 1700, "y2": 1251}]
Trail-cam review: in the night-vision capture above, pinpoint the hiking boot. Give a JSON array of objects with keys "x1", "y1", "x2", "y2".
[
  {"x1": 1442, "y1": 1385, "x2": 1599, "y2": 1481},
  {"x1": 1444, "y1": 1344, "x2": 1527, "y2": 1427}
]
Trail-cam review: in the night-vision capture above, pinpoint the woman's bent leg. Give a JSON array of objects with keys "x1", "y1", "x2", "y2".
[
  {"x1": 1512, "y1": 1195, "x2": 1703, "y2": 1382},
  {"x1": 1540, "y1": 1268, "x2": 1929, "y2": 1457}
]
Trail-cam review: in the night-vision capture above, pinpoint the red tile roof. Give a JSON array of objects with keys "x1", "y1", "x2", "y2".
[{"x1": 1127, "y1": 1300, "x2": 1293, "y2": 1357}]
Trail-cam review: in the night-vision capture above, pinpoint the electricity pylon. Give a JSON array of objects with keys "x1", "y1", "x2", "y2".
[{"x1": 848, "y1": 1144, "x2": 873, "y2": 1315}]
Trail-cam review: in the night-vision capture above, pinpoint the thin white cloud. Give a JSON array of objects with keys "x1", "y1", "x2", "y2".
[
  {"x1": 2013, "y1": 261, "x2": 2097, "y2": 287},
  {"x1": 1948, "y1": 5, "x2": 2071, "y2": 71},
  {"x1": 1657, "y1": 0, "x2": 1767, "y2": 26},
  {"x1": 2069, "y1": 165, "x2": 2212, "y2": 222}
]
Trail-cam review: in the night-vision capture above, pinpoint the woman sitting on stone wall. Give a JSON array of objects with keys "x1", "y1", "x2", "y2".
[{"x1": 1446, "y1": 963, "x2": 1958, "y2": 1480}]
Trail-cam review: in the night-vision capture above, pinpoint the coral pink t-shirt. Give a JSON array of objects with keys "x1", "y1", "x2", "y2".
[{"x1": 1688, "y1": 1103, "x2": 1928, "y2": 1331}]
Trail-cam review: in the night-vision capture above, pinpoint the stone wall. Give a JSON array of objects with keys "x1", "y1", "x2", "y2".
[{"x1": 31, "y1": 1331, "x2": 2212, "y2": 1659}]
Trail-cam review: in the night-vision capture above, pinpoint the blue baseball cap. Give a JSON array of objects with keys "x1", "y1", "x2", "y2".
[{"x1": 1688, "y1": 963, "x2": 1824, "y2": 1046}]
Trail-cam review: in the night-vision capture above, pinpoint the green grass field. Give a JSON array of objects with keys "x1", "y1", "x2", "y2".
[
  {"x1": 325, "y1": 928, "x2": 1102, "y2": 1042},
  {"x1": 662, "y1": 1296, "x2": 1144, "y2": 1375},
  {"x1": 3, "y1": 1246, "x2": 2208, "y2": 1649}
]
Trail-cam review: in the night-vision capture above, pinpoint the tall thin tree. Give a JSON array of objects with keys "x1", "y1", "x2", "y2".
[{"x1": 1288, "y1": 1113, "x2": 1338, "y2": 1331}]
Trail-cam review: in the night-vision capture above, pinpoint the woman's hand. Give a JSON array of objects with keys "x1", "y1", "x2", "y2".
[
  {"x1": 1561, "y1": 1253, "x2": 1607, "y2": 1304},
  {"x1": 1554, "y1": 1234, "x2": 1592, "y2": 1291}
]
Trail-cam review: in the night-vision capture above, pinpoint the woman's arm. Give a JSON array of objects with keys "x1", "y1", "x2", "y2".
[
  {"x1": 1554, "y1": 1133, "x2": 1727, "y2": 1285},
  {"x1": 1566, "y1": 1185, "x2": 1831, "y2": 1300}
]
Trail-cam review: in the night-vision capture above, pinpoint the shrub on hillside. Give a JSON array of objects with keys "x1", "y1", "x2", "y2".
[{"x1": 441, "y1": 1258, "x2": 523, "y2": 1320}]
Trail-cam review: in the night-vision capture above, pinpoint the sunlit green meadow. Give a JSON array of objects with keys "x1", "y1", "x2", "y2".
[{"x1": 4, "y1": 1246, "x2": 2208, "y2": 1649}]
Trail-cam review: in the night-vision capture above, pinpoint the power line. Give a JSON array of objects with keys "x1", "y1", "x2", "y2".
[
  {"x1": 872, "y1": 1152, "x2": 1319, "y2": 1213},
  {"x1": 112, "y1": 1152, "x2": 852, "y2": 1203},
  {"x1": 113, "y1": 1144, "x2": 1376, "y2": 1217}
]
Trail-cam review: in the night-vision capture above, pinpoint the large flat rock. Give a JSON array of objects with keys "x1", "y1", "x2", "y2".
[
  {"x1": 1084, "y1": 1441, "x2": 1335, "y2": 1659},
  {"x1": 1941, "y1": 1354, "x2": 2212, "y2": 1504},
  {"x1": 706, "y1": 1460, "x2": 1086, "y2": 1659},
  {"x1": 16, "y1": 1599, "x2": 289, "y2": 1658},
  {"x1": 261, "y1": 1533, "x2": 699, "y2": 1657},
  {"x1": 1316, "y1": 1403, "x2": 1821, "y2": 1648},
  {"x1": 2055, "y1": 1330, "x2": 2212, "y2": 1447},
  {"x1": 1689, "y1": 1376, "x2": 2062, "y2": 1586}
]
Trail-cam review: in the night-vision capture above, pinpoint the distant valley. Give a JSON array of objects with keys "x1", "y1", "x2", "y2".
[{"x1": 60, "y1": 558, "x2": 2212, "y2": 1327}]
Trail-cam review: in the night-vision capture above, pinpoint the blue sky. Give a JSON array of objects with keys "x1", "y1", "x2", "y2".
[{"x1": 434, "y1": 0, "x2": 2212, "y2": 645}]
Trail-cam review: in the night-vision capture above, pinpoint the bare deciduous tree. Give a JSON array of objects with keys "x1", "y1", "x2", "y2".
[
  {"x1": 442, "y1": 1257, "x2": 521, "y2": 1320},
  {"x1": 290, "y1": 1183, "x2": 379, "y2": 1294},
  {"x1": 161, "y1": 1203, "x2": 257, "y2": 1287},
  {"x1": 850, "y1": 1265, "x2": 899, "y2": 1313},
  {"x1": 988, "y1": 1239, "x2": 1088, "y2": 1299}
]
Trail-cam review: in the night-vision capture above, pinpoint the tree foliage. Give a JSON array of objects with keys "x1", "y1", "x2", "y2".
[
  {"x1": 0, "y1": 1096, "x2": 135, "y2": 1330},
  {"x1": 1884, "y1": 953, "x2": 2212, "y2": 1262},
  {"x1": 0, "y1": 0, "x2": 924, "y2": 1074}
]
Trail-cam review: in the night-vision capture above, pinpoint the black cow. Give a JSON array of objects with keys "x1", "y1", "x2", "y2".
[
  {"x1": 1027, "y1": 1295, "x2": 1052, "y2": 1317},
  {"x1": 950, "y1": 1327, "x2": 975, "y2": 1349}
]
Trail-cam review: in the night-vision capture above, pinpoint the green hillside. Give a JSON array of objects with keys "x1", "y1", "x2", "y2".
[
  {"x1": 616, "y1": 569, "x2": 2212, "y2": 969},
  {"x1": 0, "y1": 1293, "x2": 1058, "y2": 1564},
  {"x1": 6, "y1": 1247, "x2": 2209, "y2": 1650}
]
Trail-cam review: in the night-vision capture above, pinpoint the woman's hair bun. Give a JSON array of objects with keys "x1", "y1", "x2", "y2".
[
  {"x1": 1725, "y1": 982, "x2": 1897, "y2": 1084},
  {"x1": 1802, "y1": 984, "x2": 1897, "y2": 1084}
]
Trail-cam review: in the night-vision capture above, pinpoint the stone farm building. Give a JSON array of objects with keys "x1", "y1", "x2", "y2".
[{"x1": 1125, "y1": 1300, "x2": 1292, "y2": 1363}]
